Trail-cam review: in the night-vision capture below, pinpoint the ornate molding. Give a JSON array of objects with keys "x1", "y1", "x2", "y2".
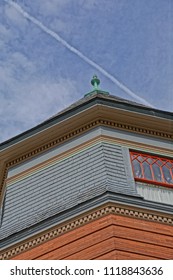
[
  {"x1": 0, "y1": 203, "x2": 173, "y2": 260},
  {"x1": 1, "y1": 119, "x2": 173, "y2": 195}
]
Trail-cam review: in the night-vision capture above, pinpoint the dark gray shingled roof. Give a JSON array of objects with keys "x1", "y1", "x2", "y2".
[
  {"x1": 0, "y1": 91, "x2": 173, "y2": 149},
  {"x1": 47, "y1": 91, "x2": 152, "y2": 120}
]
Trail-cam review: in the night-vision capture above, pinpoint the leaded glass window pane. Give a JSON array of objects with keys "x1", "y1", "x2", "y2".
[
  {"x1": 143, "y1": 161, "x2": 152, "y2": 180},
  {"x1": 130, "y1": 151, "x2": 173, "y2": 188},
  {"x1": 132, "y1": 159, "x2": 142, "y2": 178}
]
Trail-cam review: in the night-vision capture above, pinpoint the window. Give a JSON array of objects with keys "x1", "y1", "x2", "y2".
[{"x1": 130, "y1": 151, "x2": 173, "y2": 188}]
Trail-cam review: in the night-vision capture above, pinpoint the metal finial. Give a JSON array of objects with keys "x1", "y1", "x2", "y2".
[{"x1": 91, "y1": 75, "x2": 100, "y2": 90}]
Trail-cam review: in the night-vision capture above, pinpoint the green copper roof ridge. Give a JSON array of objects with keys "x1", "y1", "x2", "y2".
[{"x1": 84, "y1": 89, "x2": 109, "y2": 97}]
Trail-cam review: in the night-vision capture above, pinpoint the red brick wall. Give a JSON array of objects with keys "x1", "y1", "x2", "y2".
[{"x1": 11, "y1": 214, "x2": 173, "y2": 260}]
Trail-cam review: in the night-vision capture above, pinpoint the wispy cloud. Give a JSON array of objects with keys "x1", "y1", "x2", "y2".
[
  {"x1": 4, "y1": 0, "x2": 154, "y2": 107},
  {"x1": 0, "y1": 74, "x2": 77, "y2": 142},
  {"x1": 30, "y1": 0, "x2": 98, "y2": 16},
  {"x1": 4, "y1": 1, "x2": 26, "y2": 26},
  {"x1": 0, "y1": 15, "x2": 77, "y2": 142},
  {"x1": 0, "y1": 0, "x2": 172, "y2": 143}
]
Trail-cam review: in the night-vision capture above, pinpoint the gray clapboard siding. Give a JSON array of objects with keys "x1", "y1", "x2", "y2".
[{"x1": 0, "y1": 142, "x2": 139, "y2": 240}]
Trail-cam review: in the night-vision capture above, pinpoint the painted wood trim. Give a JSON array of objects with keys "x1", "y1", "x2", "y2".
[
  {"x1": 5, "y1": 134, "x2": 173, "y2": 188},
  {"x1": 0, "y1": 202, "x2": 173, "y2": 260},
  {"x1": 1, "y1": 118, "x2": 173, "y2": 195}
]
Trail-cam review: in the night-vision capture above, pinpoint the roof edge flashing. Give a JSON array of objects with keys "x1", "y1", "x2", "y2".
[{"x1": 84, "y1": 90, "x2": 109, "y2": 97}]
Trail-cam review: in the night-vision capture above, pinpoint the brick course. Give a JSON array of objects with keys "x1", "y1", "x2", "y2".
[{"x1": 11, "y1": 214, "x2": 173, "y2": 260}]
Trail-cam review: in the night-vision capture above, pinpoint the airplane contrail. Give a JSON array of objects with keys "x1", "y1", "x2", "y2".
[{"x1": 4, "y1": 0, "x2": 154, "y2": 107}]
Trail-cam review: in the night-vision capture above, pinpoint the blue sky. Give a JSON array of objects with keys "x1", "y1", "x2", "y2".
[{"x1": 0, "y1": 0, "x2": 172, "y2": 143}]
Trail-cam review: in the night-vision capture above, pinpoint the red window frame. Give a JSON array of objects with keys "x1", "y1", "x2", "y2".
[{"x1": 130, "y1": 151, "x2": 173, "y2": 188}]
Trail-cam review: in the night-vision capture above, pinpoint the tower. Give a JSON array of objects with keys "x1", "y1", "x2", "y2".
[{"x1": 0, "y1": 77, "x2": 173, "y2": 260}]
